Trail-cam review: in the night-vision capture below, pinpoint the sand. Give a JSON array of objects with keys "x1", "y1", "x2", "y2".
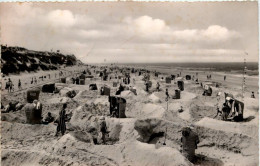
[{"x1": 1, "y1": 65, "x2": 259, "y2": 166}]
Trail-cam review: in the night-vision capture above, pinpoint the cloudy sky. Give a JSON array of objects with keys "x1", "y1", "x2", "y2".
[{"x1": 0, "y1": 2, "x2": 258, "y2": 63}]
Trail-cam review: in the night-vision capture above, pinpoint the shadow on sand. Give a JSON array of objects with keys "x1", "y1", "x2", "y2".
[{"x1": 193, "y1": 154, "x2": 224, "y2": 166}]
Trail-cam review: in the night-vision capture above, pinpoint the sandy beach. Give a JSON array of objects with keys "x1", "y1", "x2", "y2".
[{"x1": 1, "y1": 64, "x2": 258, "y2": 166}]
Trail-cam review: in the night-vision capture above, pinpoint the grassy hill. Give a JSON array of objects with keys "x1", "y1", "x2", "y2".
[{"x1": 1, "y1": 45, "x2": 83, "y2": 75}]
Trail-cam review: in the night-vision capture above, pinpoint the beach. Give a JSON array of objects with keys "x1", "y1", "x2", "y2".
[{"x1": 1, "y1": 64, "x2": 259, "y2": 166}]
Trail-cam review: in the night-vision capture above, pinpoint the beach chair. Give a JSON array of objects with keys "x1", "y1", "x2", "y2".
[
  {"x1": 178, "y1": 81, "x2": 184, "y2": 91},
  {"x1": 27, "y1": 89, "x2": 40, "y2": 103},
  {"x1": 166, "y1": 77, "x2": 172, "y2": 84}
]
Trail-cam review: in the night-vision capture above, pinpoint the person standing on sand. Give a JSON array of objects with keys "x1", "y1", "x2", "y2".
[
  {"x1": 55, "y1": 103, "x2": 67, "y2": 136},
  {"x1": 34, "y1": 77, "x2": 37, "y2": 84},
  {"x1": 18, "y1": 79, "x2": 22, "y2": 90},
  {"x1": 7, "y1": 78, "x2": 13, "y2": 93},
  {"x1": 145, "y1": 81, "x2": 149, "y2": 92},
  {"x1": 156, "y1": 82, "x2": 160, "y2": 92},
  {"x1": 166, "y1": 88, "x2": 169, "y2": 100},
  {"x1": 99, "y1": 116, "x2": 107, "y2": 144},
  {"x1": 224, "y1": 75, "x2": 226, "y2": 81},
  {"x1": 181, "y1": 127, "x2": 199, "y2": 162}
]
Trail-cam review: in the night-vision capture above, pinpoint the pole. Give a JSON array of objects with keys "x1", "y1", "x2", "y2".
[
  {"x1": 242, "y1": 54, "x2": 247, "y2": 102},
  {"x1": 167, "y1": 100, "x2": 168, "y2": 111}
]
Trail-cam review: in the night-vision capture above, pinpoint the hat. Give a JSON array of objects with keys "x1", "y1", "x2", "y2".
[
  {"x1": 100, "y1": 116, "x2": 105, "y2": 120},
  {"x1": 226, "y1": 97, "x2": 231, "y2": 101}
]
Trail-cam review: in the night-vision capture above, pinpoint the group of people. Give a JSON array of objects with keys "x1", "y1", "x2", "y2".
[
  {"x1": 31, "y1": 77, "x2": 37, "y2": 84},
  {"x1": 5, "y1": 78, "x2": 23, "y2": 92}
]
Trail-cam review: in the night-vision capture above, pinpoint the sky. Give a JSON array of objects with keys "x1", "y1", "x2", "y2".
[{"x1": 0, "y1": 2, "x2": 258, "y2": 63}]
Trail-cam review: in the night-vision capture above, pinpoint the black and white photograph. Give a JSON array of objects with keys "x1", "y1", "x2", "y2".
[{"x1": 0, "y1": 2, "x2": 259, "y2": 165}]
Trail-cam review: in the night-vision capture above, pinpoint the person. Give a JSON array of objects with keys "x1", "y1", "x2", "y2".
[
  {"x1": 128, "y1": 77, "x2": 130, "y2": 84},
  {"x1": 99, "y1": 116, "x2": 107, "y2": 144},
  {"x1": 18, "y1": 79, "x2": 22, "y2": 90},
  {"x1": 251, "y1": 91, "x2": 255, "y2": 98},
  {"x1": 3, "y1": 101, "x2": 21, "y2": 113},
  {"x1": 34, "y1": 77, "x2": 37, "y2": 84},
  {"x1": 156, "y1": 82, "x2": 160, "y2": 92},
  {"x1": 224, "y1": 75, "x2": 226, "y2": 81},
  {"x1": 181, "y1": 127, "x2": 199, "y2": 162},
  {"x1": 178, "y1": 106, "x2": 184, "y2": 113},
  {"x1": 100, "y1": 86, "x2": 104, "y2": 95},
  {"x1": 55, "y1": 103, "x2": 67, "y2": 136},
  {"x1": 7, "y1": 78, "x2": 12, "y2": 93},
  {"x1": 221, "y1": 102, "x2": 230, "y2": 121},
  {"x1": 10, "y1": 82, "x2": 14, "y2": 92},
  {"x1": 76, "y1": 77, "x2": 80, "y2": 84},
  {"x1": 42, "y1": 112, "x2": 55, "y2": 124},
  {"x1": 145, "y1": 81, "x2": 149, "y2": 92},
  {"x1": 214, "y1": 106, "x2": 222, "y2": 119},
  {"x1": 166, "y1": 88, "x2": 169, "y2": 100},
  {"x1": 32, "y1": 100, "x2": 42, "y2": 124},
  {"x1": 111, "y1": 110, "x2": 117, "y2": 118}
]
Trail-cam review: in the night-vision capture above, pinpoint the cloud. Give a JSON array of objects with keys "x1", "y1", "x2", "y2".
[
  {"x1": 47, "y1": 10, "x2": 76, "y2": 28},
  {"x1": 121, "y1": 16, "x2": 241, "y2": 46},
  {"x1": 0, "y1": 3, "x2": 256, "y2": 63}
]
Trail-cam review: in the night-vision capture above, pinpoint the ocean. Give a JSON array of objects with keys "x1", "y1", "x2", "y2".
[{"x1": 115, "y1": 62, "x2": 258, "y2": 76}]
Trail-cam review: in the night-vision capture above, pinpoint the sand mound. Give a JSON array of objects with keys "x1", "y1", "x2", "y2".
[
  {"x1": 196, "y1": 117, "x2": 258, "y2": 138},
  {"x1": 1, "y1": 111, "x2": 26, "y2": 123},
  {"x1": 59, "y1": 87, "x2": 77, "y2": 98},
  {"x1": 134, "y1": 118, "x2": 184, "y2": 144},
  {"x1": 46, "y1": 97, "x2": 72, "y2": 104},
  {"x1": 195, "y1": 117, "x2": 258, "y2": 156},
  {"x1": 148, "y1": 93, "x2": 161, "y2": 103},
  {"x1": 141, "y1": 104, "x2": 165, "y2": 118},
  {"x1": 123, "y1": 141, "x2": 191, "y2": 166},
  {"x1": 181, "y1": 91, "x2": 197, "y2": 101},
  {"x1": 69, "y1": 106, "x2": 96, "y2": 130},
  {"x1": 119, "y1": 90, "x2": 135, "y2": 99}
]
